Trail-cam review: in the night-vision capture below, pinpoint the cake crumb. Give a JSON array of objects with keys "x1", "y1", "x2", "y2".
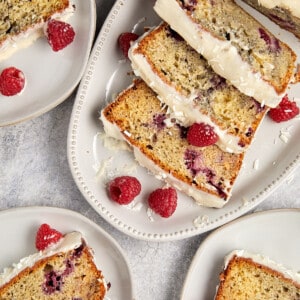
[
  {"x1": 193, "y1": 215, "x2": 210, "y2": 228},
  {"x1": 95, "y1": 157, "x2": 113, "y2": 180},
  {"x1": 242, "y1": 197, "x2": 249, "y2": 206},
  {"x1": 147, "y1": 208, "x2": 154, "y2": 222},
  {"x1": 253, "y1": 159, "x2": 259, "y2": 170},
  {"x1": 126, "y1": 201, "x2": 144, "y2": 212}
]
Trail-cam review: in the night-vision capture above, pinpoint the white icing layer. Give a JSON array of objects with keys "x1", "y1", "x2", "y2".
[
  {"x1": 101, "y1": 111, "x2": 230, "y2": 208},
  {"x1": 154, "y1": 0, "x2": 285, "y2": 108},
  {"x1": 0, "y1": 1, "x2": 75, "y2": 62},
  {"x1": 258, "y1": 0, "x2": 300, "y2": 19},
  {"x1": 0, "y1": 232, "x2": 82, "y2": 286},
  {"x1": 225, "y1": 250, "x2": 300, "y2": 284},
  {"x1": 129, "y1": 39, "x2": 243, "y2": 154}
]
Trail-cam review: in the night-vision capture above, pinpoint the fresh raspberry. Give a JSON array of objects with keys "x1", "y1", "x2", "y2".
[
  {"x1": 187, "y1": 123, "x2": 219, "y2": 147},
  {"x1": 108, "y1": 176, "x2": 141, "y2": 205},
  {"x1": 148, "y1": 187, "x2": 177, "y2": 218},
  {"x1": 46, "y1": 19, "x2": 75, "y2": 52},
  {"x1": 0, "y1": 67, "x2": 25, "y2": 96},
  {"x1": 117, "y1": 32, "x2": 139, "y2": 58},
  {"x1": 35, "y1": 224, "x2": 63, "y2": 251},
  {"x1": 269, "y1": 94, "x2": 299, "y2": 122}
]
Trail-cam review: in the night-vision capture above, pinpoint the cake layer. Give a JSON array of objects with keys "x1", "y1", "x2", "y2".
[
  {"x1": 242, "y1": 0, "x2": 300, "y2": 39},
  {"x1": 129, "y1": 23, "x2": 268, "y2": 154},
  {"x1": 215, "y1": 250, "x2": 300, "y2": 299},
  {"x1": 153, "y1": 0, "x2": 297, "y2": 108},
  {"x1": 101, "y1": 79, "x2": 244, "y2": 208},
  {"x1": 0, "y1": 232, "x2": 107, "y2": 299},
  {"x1": 0, "y1": 0, "x2": 74, "y2": 61}
]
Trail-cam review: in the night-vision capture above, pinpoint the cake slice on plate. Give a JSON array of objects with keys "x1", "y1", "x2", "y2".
[
  {"x1": 0, "y1": 224, "x2": 107, "y2": 299},
  {"x1": 241, "y1": 0, "x2": 300, "y2": 39},
  {"x1": 129, "y1": 23, "x2": 268, "y2": 154},
  {"x1": 215, "y1": 250, "x2": 300, "y2": 299},
  {"x1": 101, "y1": 79, "x2": 245, "y2": 208},
  {"x1": 0, "y1": 0, "x2": 75, "y2": 61},
  {"x1": 153, "y1": 0, "x2": 297, "y2": 108}
]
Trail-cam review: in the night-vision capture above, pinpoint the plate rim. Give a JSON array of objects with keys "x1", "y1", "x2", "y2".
[
  {"x1": 67, "y1": 0, "x2": 300, "y2": 242},
  {"x1": 180, "y1": 208, "x2": 300, "y2": 299},
  {"x1": 0, "y1": 0, "x2": 97, "y2": 127},
  {"x1": 0, "y1": 205, "x2": 135, "y2": 299}
]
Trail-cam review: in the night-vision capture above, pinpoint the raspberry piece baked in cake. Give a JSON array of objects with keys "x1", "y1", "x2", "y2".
[
  {"x1": 129, "y1": 23, "x2": 268, "y2": 153},
  {"x1": 0, "y1": 225, "x2": 107, "y2": 299},
  {"x1": 241, "y1": 0, "x2": 300, "y2": 39},
  {"x1": 101, "y1": 79, "x2": 244, "y2": 208},
  {"x1": 215, "y1": 250, "x2": 300, "y2": 299},
  {"x1": 153, "y1": 0, "x2": 297, "y2": 108},
  {"x1": 0, "y1": 0, "x2": 75, "y2": 61}
]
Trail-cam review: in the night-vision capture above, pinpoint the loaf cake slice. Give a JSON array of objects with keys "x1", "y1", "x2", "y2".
[
  {"x1": 153, "y1": 0, "x2": 297, "y2": 108},
  {"x1": 129, "y1": 23, "x2": 268, "y2": 154},
  {"x1": 101, "y1": 79, "x2": 245, "y2": 208},
  {"x1": 215, "y1": 250, "x2": 300, "y2": 299},
  {"x1": 0, "y1": 231, "x2": 107, "y2": 299},
  {"x1": 0, "y1": 0, "x2": 74, "y2": 61},
  {"x1": 242, "y1": 0, "x2": 300, "y2": 39}
]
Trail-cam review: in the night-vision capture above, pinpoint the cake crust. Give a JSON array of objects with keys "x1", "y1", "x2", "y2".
[
  {"x1": 129, "y1": 23, "x2": 268, "y2": 154},
  {"x1": 242, "y1": 0, "x2": 300, "y2": 39},
  {"x1": 0, "y1": 233, "x2": 106, "y2": 300},
  {"x1": 101, "y1": 79, "x2": 244, "y2": 208},
  {"x1": 216, "y1": 251, "x2": 300, "y2": 299},
  {"x1": 154, "y1": 0, "x2": 297, "y2": 108},
  {"x1": 0, "y1": 0, "x2": 74, "y2": 61}
]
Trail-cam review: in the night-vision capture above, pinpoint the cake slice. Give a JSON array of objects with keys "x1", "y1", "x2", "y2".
[
  {"x1": 0, "y1": 227, "x2": 107, "y2": 299},
  {"x1": 153, "y1": 0, "x2": 297, "y2": 108},
  {"x1": 101, "y1": 79, "x2": 245, "y2": 208},
  {"x1": 0, "y1": 0, "x2": 74, "y2": 61},
  {"x1": 215, "y1": 250, "x2": 300, "y2": 299},
  {"x1": 242, "y1": 0, "x2": 300, "y2": 39},
  {"x1": 129, "y1": 23, "x2": 268, "y2": 154}
]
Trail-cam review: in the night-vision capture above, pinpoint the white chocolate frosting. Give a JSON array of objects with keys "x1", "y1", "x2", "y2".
[
  {"x1": 101, "y1": 111, "x2": 230, "y2": 208},
  {"x1": 258, "y1": 0, "x2": 300, "y2": 18},
  {"x1": 0, "y1": 1, "x2": 75, "y2": 62},
  {"x1": 154, "y1": 0, "x2": 286, "y2": 108},
  {"x1": 225, "y1": 250, "x2": 300, "y2": 284},
  {"x1": 0, "y1": 232, "x2": 82, "y2": 287},
  {"x1": 129, "y1": 38, "x2": 243, "y2": 154}
]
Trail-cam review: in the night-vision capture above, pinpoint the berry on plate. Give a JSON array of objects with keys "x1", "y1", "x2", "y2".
[
  {"x1": 148, "y1": 187, "x2": 177, "y2": 218},
  {"x1": 187, "y1": 122, "x2": 219, "y2": 147},
  {"x1": 0, "y1": 67, "x2": 25, "y2": 96},
  {"x1": 35, "y1": 224, "x2": 63, "y2": 251},
  {"x1": 268, "y1": 94, "x2": 299, "y2": 123},
  {"x1": 108, "y1": 176, "x2": 141, "y2": 205},
  {"x1": 118, "y1": 32, "x2": 139, "y2": 58},
  {"x1": 46, "y1": 19, "x2": 75, "y2": 52}
]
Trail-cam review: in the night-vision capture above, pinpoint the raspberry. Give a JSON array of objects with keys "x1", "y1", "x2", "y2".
[
  {"x1": 148, "y1": 187, "x2": 177, "y2": 218},
  {"x1": 118, "y1": 32, "x2": 139, "y2": 58},
  {"x1": 35, "y1": 224, "x2": 63, "y2": 251},
  {"x1": 108, "y1": 176, "x2": 141, "y2": 205},
  {"x1": 269, "y1": 94, "x2": 299, "y2": 122},
  {"x1": 187, "y1": 123, "x2": 219, "y2": 147},
  {"x1": 46, "y1": 19, "x2": 75, "y2": 52},
  {"x1": 0, "y1": 67, "x2": 25, "y2": 96}
]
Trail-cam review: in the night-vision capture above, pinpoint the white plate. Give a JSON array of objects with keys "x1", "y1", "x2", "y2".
[
  {"x1": 0, "y1": 0, "x2": 96, "y2": 126},
  {"x1": 0, "y1": 206, "x2": 134, "y2": 300},
  {"x1": 67, "y1": 0, "x2": 300, "y2": 241},
  {"x1": 181, "y1": 209, "x2": 300, "y2": 300}
]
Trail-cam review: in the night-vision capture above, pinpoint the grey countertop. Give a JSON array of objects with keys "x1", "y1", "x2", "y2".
[{"x1": 0, "y1": 1, "x2": 300, "y2": 299}]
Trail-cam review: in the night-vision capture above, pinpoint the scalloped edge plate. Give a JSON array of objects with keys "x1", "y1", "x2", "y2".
[{"x1": 67, "y1": 0, "x2": 300, "y2": 241}]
